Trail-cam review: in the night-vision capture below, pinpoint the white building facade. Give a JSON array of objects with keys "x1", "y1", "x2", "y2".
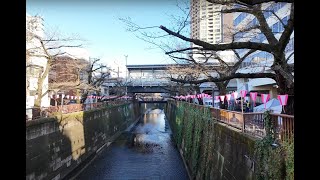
[{"x1": 26, "y1": 14, "x2": 50, "y2": 109}]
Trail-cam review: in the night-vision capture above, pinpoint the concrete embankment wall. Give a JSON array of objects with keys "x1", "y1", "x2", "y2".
[
  {"x1": 26, "y1": 102, "x2": 140, "y2": 180},
  {"x1": 165, "y1": 101, "x2": 258, "y2": 180}
]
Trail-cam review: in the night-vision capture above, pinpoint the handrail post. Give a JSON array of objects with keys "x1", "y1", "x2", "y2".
[{"x1": 242, "y1": 113, "x2": 245, "y2": 133}]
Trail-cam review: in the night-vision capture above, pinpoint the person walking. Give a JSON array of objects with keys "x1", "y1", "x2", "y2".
[{"x1": 245, "y1": 100, "x2": 250, "y2": 112}]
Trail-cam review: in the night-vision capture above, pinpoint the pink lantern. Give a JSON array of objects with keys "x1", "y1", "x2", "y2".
[
  {"x1": 250, "y1": 92, "x2": 258, "y2": 107},
  {"x1": 232, "y1": 91, "x2": 238, "y2": 99},
  {"x1": 277, "y1": 94, "x2": 288, "y2": 106},
  {"x1": 261, "y1": 94, "x2": 270, "y2": 109},
  {"x1": 232, "y1": 91, "x2": 238, "y2": 104},
  {"x1": 66, "y1": 95, "x2": 70, "y2": 99},
  {"x1": 220, "y1": 96, "x2": 225, "y2": 103},
  {"x1": 278, "y1": 94, "x2": 288, "y2": 113},
  {"x1": 240, "y1": 90, "x2": 247, "y2": 98}
]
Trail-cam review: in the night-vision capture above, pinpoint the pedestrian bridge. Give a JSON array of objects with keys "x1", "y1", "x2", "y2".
[
  {"x1": 138, "y1": 97, "x2": 168, "y2": 103},
  {"x1": 102, "y1": 64, "x2": 237, "y2": 94}
]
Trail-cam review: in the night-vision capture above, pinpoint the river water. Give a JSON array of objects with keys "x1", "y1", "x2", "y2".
[{"x1": 76, "y1": 107, "x2": 189, "y2": 180}]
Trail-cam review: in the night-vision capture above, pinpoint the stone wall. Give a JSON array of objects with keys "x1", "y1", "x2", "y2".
[
  {"x1": 165, "y1": 101, "x2": 257, "y2": 180},
  {"x1": 26, "y1": 102, "x2": 140, "y2": 180}
]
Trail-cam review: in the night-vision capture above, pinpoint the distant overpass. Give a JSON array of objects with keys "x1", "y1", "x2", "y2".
[{"x1": 102, "y1": 64, "x2": 237, "y2": 94}]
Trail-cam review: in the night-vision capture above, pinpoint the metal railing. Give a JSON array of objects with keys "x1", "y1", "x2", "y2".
[
  {"x1": 171, "y1": 100, "x2": 294, "y2": 143},
  {"x1": 26, "y1": 100, "x2": 130, "y2": 121},
  {"x1": 138, "y1": 97, "x2": 165, "y2": 101}
]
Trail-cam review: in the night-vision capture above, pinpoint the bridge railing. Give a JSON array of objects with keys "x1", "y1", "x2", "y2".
[{"x1": 138, "y1": 97, "x2": 165, "y2": 101}]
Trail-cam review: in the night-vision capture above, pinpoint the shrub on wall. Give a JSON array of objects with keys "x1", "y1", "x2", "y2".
[
  {"x1": 166, "y1": 101, "x2": 293, "y2": 180},
  {"x1": 254, "y1": 111, "x2": 294, "y2": 180}
]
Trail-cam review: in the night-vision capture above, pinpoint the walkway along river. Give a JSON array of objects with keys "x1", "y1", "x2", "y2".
[{"x1": 74, "y1": 106, "x2": 189, "y2": 179}]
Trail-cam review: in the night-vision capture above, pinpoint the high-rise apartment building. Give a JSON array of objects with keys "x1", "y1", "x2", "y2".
[
  {"x1": 191, "y1": 0, "x2": 233, "y2": 44},
  {"x1": 190, "y1": 0, "x2": 236, "y2": 94}
]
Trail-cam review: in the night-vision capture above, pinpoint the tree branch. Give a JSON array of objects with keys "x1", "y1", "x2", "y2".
[
  {"x1": 160, "y1": 25, "x2": 273, "y2": 53},
  {"x1": 171, "y1": 72, "x2": 276, "y2": 84}
]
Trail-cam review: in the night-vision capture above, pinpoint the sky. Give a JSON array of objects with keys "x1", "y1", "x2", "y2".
[{"x1": 26, "y1": 0, "x2": 190, "y2": 66}]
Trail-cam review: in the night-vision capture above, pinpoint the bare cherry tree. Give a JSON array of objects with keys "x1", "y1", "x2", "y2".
[
  {"x1": 26, "y1": 15, "x2": 83, "y2": 108},
  {"x1": 121, "y1": 0, "x2": 294, "y2": 114}
]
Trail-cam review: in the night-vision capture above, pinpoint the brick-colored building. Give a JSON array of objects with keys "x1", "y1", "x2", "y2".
[{"x1": 49, "y1": 55, "x2": 89, "y2": 105}]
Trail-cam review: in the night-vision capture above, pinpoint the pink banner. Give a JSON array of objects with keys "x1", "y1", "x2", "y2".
[
  {"x1": 250, "y1": 92, "x2": 258, "y2": 106},
  {"x1": 240, "y1": 90, "x2": 247, "y2": 98},
  {"x1": 226, "y1": 94, "x2": 231, "y2": 101},
  {"x1": 261, "y1": 94, "x2": 270, "y2": 109},
  {"x1": 277, "y1": 94, "x2": 288, "y2": 106},
  {"x1": 220, "y1": 95, "x2": 225, "y2": 103},
  {"x1": 232, "y1": 91, "x2": 238, "y2": 99}
]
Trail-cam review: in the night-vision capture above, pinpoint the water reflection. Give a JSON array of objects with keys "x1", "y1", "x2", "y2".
[
  {"x1": 76, "y1": 106, "x2": 188, "y2": 180},
  {"x1": 132, "y1": 109, "x2": 168, "y2": 153}
]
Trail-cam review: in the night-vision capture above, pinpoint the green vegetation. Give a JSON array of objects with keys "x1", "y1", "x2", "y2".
[
  {"x1": 254, "y1": 111, "x2": 294, "y2": 180},
  {"x1": 165, "y1": 101, "x2": 294, "y2": 180}
]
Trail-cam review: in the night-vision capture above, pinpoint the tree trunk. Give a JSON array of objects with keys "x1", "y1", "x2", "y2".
[
  {"x1": 34, "y1": 74, "x2": 44, "y2": 108},
  {"x1": 193, "y1": 85, "x2": 203, "y2": 105},
  {"x1": 217, "y1": 82, "x2": 228, "y2": 109},
  {"x1": 275, "y1": 71, "x2": 294, "y2": 115}
]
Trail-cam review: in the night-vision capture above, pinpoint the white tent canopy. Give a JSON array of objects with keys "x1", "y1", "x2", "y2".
[{"x1": 253, "y1": 98, "x2": 282, "y2": 114}]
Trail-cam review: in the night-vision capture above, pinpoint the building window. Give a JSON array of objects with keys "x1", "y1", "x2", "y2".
[{"x1": 234, "y1": 13, "x2": 248, "y2": 26}]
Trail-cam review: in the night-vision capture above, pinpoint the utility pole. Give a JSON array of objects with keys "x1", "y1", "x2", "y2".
[{"x1": 124, "y1": 55, "x2": 128, "y2": 95}]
